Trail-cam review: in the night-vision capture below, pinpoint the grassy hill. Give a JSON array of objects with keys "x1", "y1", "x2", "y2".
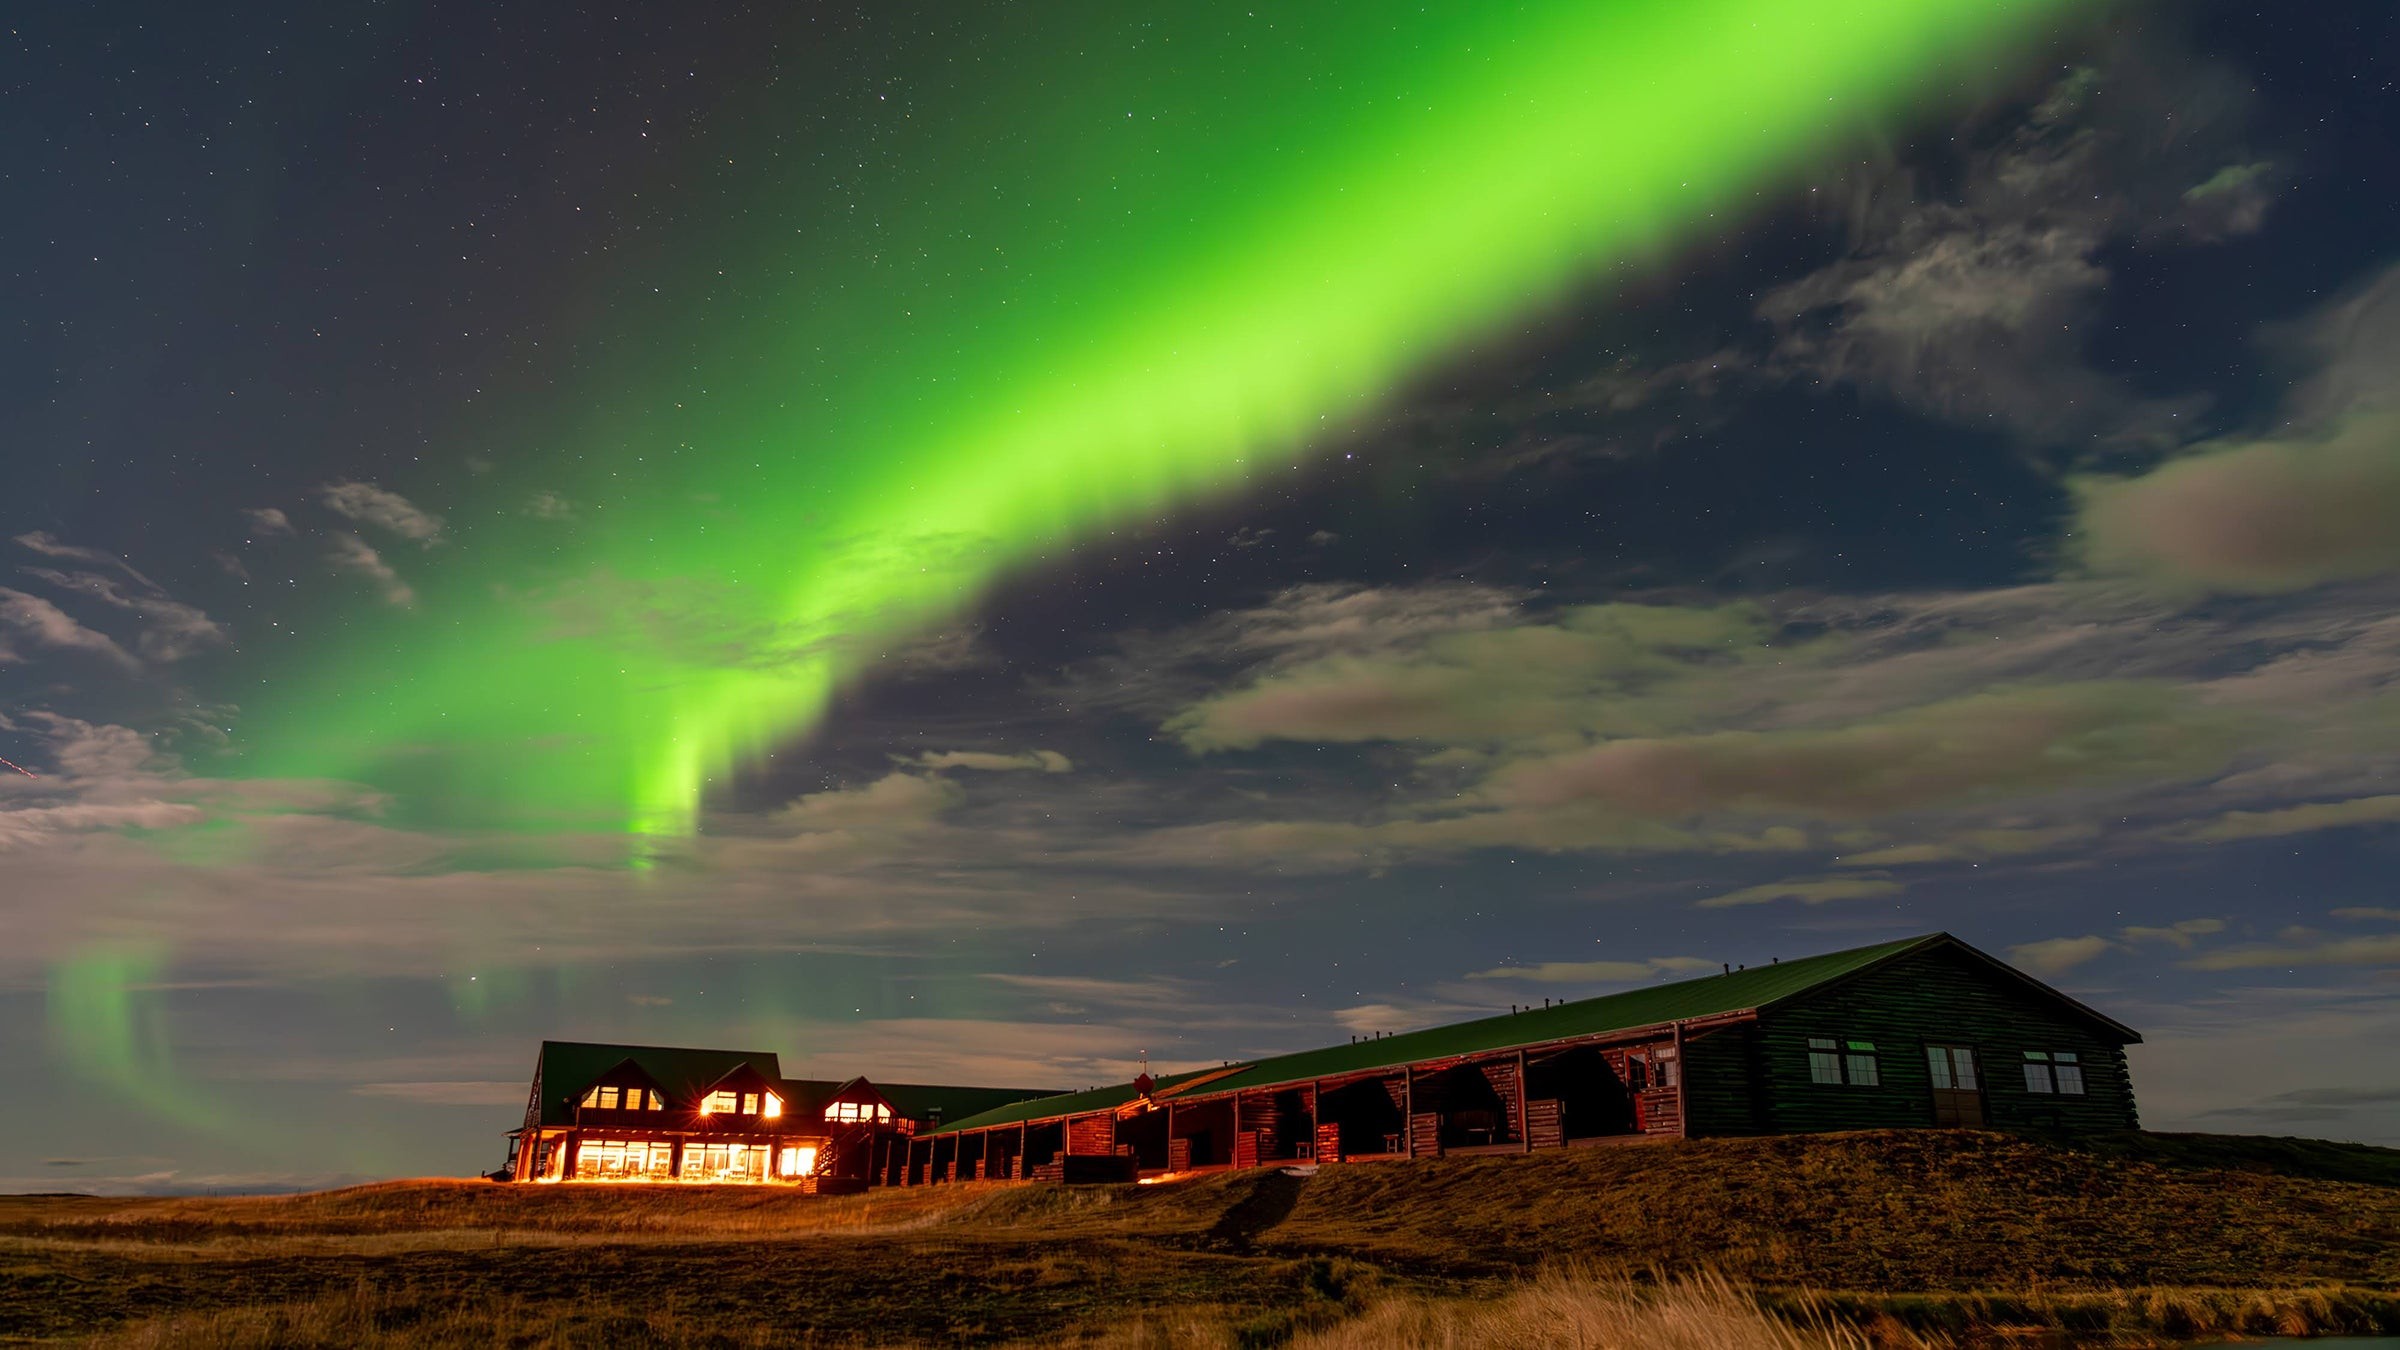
[{"x1": 3, "y1": 1130, "x2": 2395, "y2": 1347}]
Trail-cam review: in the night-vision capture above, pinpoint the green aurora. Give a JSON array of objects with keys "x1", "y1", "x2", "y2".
[{"x1": 234, "y1": 0, "x2": 2075, "y2": 842}]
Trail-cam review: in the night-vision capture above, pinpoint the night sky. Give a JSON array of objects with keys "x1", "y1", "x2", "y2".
[{"x1": 8, "y1": 2, "x2": 2400, "y2": 1192}]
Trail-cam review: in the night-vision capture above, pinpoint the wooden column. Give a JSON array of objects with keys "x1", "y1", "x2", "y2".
[
  {"x1": 1672, "y1": 1020, "x2": 1688, "y2": 1138},
  {"x1": 1308, "y1": 1081, "x2": 1320, "y2": 1161},
  {"x1": 1402, "y1": 1067, "x2": 1414, "y2": 1156},
  {"x1": 1233, "y1": 1093, "x2": 1244, "y2": 1168},
  {"x1": 1516, "y1": 1050, "x2": 1530, "y2": 1152},
  {"x1": 1018, "y1": 1121, "x2": 1028, "y2": 1179}
]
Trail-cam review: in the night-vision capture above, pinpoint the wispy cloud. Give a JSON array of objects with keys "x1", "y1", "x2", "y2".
[
  {"x1": 1695, "y1": 875, "x2": 1902, "y2": 910},
  {"x1": 1467, "y1": 956, "x2": 1717, "y2": 984},
  {"x1": 2007, "y1": 935, "x2": 2118, "y2": 978},
  {"x1": 913, "y1": 749, "x2": 1073, "y2": 774},
  {"x1": 327, "y1": 534, "x2": 416, "y2": 607},
  {"x1": 322, "y1": 482, "x2": 444, "y2": 545},
  {"x1": 20, "y1": 568, "x2": 227, "y2": 662},
  {"x1": 2075, "y1": 265, "x2": 2400, "y2": 594},
  {"x1": 2184, "y1": 934, "x2": 2400, "y2": 971},
  {"x1": 350, "y1": 1080, "x2": 527, "y2": 1107},
  {"x1": 0, "y1": 588, "x2": 140, "y2": 671}
]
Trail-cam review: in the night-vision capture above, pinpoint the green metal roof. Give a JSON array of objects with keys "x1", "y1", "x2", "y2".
[
  {"x1": 928, "y1": 1066, "x2": 1252, "y2": 1135},
  {"x1": 931, "y1": 935, "x2": 1939, "y2": 1135},
  {"x1": 532, "y1": 1041, "x2": 783, "y2": 1127},
  {"x1": 874, "y1": 1080, "x2": 1066, "y2": 1126}
]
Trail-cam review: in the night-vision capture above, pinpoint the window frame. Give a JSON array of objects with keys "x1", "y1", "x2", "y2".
[
  {"x1": 2024, "y1": 1049, "x2": 2086, "y2": 1096},
  {"x1": 1806, "y1": 1036, "x2": 1880, "y2": 1087}
]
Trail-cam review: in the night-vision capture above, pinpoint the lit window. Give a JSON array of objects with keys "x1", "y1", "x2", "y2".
[
  {"x1": 581, "y1": 1087, "x2": 602, "y2": 1108},
  {"x1": 762, "y1": 1093, "x2": 782, "y2": 1118},
  {"x1": 597, "y1": 1086, "x2": 621, "y2": 1110},
  {"x1": 779, "y1": 1145, "x2": 817, "y2": 1176},
  {"x1": 646, "y1": 1090, "x2": 664, "y2": 1111},
  {"x1": 702, "y1": 1090, "x2": 739, "y2": 1115}
]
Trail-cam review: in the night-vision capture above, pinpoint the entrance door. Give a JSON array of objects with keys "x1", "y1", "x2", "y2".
[{"x1": 1925, "y1": 1045, "x2": 1984, "y2": 1127}]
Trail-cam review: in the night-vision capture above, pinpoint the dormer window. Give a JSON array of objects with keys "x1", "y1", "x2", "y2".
[
  {"x1": 582, "y1": 1086, "x2": 663, "y2": 1111},
  {"x1": 825, "y1": 1100, "x2": 892, "y2": 1123},
  {"x1": 702, "y1": 1090, "x2": 740, "y2": 1115},
  {"x1": 762, "y1": 1094, "x2": 782, "y2": 1118}
]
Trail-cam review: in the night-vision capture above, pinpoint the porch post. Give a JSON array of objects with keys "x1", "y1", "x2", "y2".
[
  {"x1": 1308, "y1": 1080, "x2": 1320, "y2": 1162},
  {"x1": 1516, "y1": 1050, "x2": 1530, "y2": 1152}
]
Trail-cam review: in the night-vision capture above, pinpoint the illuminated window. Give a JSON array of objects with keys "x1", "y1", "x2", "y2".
[
  {"x1": 702, "y1": 1090, "x2": 739, "y2": 1114},
  {"x1": 648, "y1": 1089, "x2": 664, "y2": 1111},
  {"x1": 598, "y1": 1086, "x2": 621, "y2": 1110},
  {"x1": 779, "y1": 1145, "x2": 818, "y2": 1176},
  {"x1": 2023, "y1": 1051, "x2": 2085, "y2": 1095},
  {"x1": 741, "y1": 1092, "x2": 759, "y2": 1115},
  {"x1": 762, "y1": 1093, "x2": 782, "y2": 1118},
  {"x1": 573, "y1": 1138, "x2": 673, "y2": 1180},
  {"x1": 825, "y1": 1099, "x2": 891, "y2": 1123}
]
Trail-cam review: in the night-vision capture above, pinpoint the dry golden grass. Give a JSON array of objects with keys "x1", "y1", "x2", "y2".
[
  {"x1": 1284, "y1": 1271, "x2": 1924, "y2": 1350},
  {"x1": 85, "y1": 1269, "x2": 1911, "y2": 1350}
]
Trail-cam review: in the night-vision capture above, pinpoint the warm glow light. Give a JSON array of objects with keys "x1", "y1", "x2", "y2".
[
  {"x1": 697, "y1": 1099, "x2": 712, "y2": 1115},
  {"x1": 779, "y1": 1145, "x2": 817, "y2": 1175},
  {"x1": 762, "y1": 1094, "x2": 781, "y2": 1118}
]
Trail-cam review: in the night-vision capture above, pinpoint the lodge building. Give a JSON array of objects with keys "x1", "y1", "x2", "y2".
[
  {"x1": 503, "y1": 1041, "x2": 1058, "y2": 1190},
  {"x1": 503, "y1": 933, "x2": 2140, "y2": 1187}
]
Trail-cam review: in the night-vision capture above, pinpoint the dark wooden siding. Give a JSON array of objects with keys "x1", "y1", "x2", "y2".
[
  {"x1": 1753, "y1": 945, "x2": 2138, "y2": 1134},
  {"x1": 1680, "y1": 1024, "x2": 1765, "y2": 1136}
]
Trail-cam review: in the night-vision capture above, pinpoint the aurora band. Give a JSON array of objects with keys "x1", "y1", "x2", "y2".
[{"x1": 235, "y1": 0, "x2": 2074, "y2": 842}]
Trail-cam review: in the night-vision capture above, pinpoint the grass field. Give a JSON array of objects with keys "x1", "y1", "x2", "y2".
[{"x1": 3, "y1": 1130, "x2": 2396, "y2": 1347}]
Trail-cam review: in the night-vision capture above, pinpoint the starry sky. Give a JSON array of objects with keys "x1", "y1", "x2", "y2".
[{"x1": 7, "y1": 2, "x2": 2400, "y2": 1192}]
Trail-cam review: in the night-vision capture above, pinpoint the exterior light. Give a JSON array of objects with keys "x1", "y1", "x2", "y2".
[{"x1": 763, "y1": 1094, "x2": 782, "y2": 1118}]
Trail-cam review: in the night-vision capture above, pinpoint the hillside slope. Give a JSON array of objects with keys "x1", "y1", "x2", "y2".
[{"x1": 3, "y1": 1130, "x2": 2395, "y2": 1346}]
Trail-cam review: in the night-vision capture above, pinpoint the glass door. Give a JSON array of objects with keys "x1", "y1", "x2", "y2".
[{"x1": 1925, "y1": 1045, "x2": 1984, "y2": 1127}]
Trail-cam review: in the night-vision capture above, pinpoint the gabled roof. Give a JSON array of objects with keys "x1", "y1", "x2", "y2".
[
  {"x1": 531, "y1": 1041, "x2": 782, "y2": 1127},
  {"x1": 930, "y1": 933, "x2": 2138, "y2": 1136}
]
